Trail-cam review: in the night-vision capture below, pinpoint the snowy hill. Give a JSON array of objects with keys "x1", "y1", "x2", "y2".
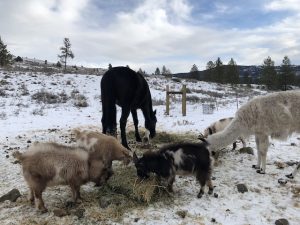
[{"x1": 0, "y1": 69, "x2": 299, "y2": 225}]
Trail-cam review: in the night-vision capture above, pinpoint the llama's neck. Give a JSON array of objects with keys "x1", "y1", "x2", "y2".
[{"x1": 207, "y1": 118, "x2": 247, "y2": 150}]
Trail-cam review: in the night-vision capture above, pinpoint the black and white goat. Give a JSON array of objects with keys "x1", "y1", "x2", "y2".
[{"x1": 133, "y1": 142, "x2": 214, "y2": 198}]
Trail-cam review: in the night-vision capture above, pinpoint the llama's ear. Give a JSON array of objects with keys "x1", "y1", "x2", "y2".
[
  {"x1": 133, "y1": 151, "x2": 138, "y2": 164},
  {"x1": 73, "y1": 129, "x2": 81, "y2": 138},
  {"x1": 208, "y1": 128, "x2": 213, "y2": 135},
  {"x1": 153, "y1": 109, "x2": 156, "y2": 115}
]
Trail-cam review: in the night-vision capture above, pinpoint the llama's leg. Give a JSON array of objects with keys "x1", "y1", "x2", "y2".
[
  {"x1": 252, "y1": 135, "x2": 261, "y2": 169},
  {"x1": 70, "y1": 184, "x2": 81, "y2": 202},
  {"x1": 255, "y1": 133, "x2": 269, "y2": 174},
  {"x1": 120, "y1": 107, "x2": 131, "y2": 149},
  {"x1": 286, "y1": 162, "x2": 300, "y2": 179},
  {"x1": 131, "y1": 109, "x2": 142, "y2": 142}
]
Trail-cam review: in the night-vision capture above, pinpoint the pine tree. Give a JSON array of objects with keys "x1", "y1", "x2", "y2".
[
  {"x1": 58, "y1": 38, "x2": 74, "y2": 70},
  {"x1": 225, "y1": 58, "x2": 239, "y2": 85},
  {"x1": 190, "y1": 64, "x2": 199, "y2": 72},
  {"x1": 278, "y1": 56, "x2": 295, "y2": 90},
  {"x1": 154, "y1": 67, "x2": 160, "y2": 75},
  {"x1": 204, "y1": 61, "x2": 215, "y2": 81},
  {"x1": 215, "y1": 57, "x2": 224, "y2": 83},
  {"x1": 260, "y1": 56, "x2": 278, "y2": 90},
  {"x1": 0, "y1": 36, "x2": 13, "y2": 67},
  {"x1": 162, "y1": 65, "x2": 167, "y2": 75}
]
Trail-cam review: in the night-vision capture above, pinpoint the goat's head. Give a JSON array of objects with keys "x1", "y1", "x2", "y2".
[{"x1": 133, "y1": 152, "x2": 150, "y2": 179}]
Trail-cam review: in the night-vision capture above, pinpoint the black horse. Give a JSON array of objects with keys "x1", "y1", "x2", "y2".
[{"x1": 101, "y1": 66, "x2": 157, "y2": 149}]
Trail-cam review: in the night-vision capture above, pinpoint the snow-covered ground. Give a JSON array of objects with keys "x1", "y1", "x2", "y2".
[{"x1": 0, "y1": 70, "x2": 299, "y2": 225}]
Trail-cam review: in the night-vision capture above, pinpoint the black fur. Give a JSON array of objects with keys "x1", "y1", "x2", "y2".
[
  {"x1": 101, "y1": 67, "x2": 157, "y2": 149},
  {"x1": 133, "y1": 142, "x2": 214, "y2": 198}
]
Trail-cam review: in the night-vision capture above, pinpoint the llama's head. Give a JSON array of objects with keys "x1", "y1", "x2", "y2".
[{"x1": 145, "y1": 109, "x2": 157, "y2": 138}]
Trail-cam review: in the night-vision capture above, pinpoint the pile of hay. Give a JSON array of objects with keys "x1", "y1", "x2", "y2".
[{"x1": 105, "y1": 165, "x2": 168, "y2": 203}]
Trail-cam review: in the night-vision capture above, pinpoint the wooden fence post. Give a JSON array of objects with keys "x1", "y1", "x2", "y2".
[
  {"x1": 166, "y1": 85, "x2": 170, "y2": 115},
  {"x1": 182, "y1": 85, "x2": 186, "y2": 116}
]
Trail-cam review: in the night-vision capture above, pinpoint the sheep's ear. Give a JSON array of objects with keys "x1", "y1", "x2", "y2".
[{"x1": 133, "y1": 152, "x2": 138, "y2": 164}]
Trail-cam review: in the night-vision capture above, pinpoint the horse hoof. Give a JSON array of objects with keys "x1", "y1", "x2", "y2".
[
  {"x1": 285, "y1": 173, "x2": 294, "y2": 179},
  {"x1": 197, "y1": 193, "x2": 203, "y2": 198}
]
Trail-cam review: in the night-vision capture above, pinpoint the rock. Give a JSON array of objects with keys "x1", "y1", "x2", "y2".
[
  {"x1": 214, "y1": 193, "x2": 219, "y2": 198},
  {"x1": 290, "y1": 143, "x2": 296, "y2": 146},
  {"x1": 275, "y1": 218, "x2": 289, "y2": 225},
  {"x1": 176, "y1": 210, "x2": 187, "y2": 219},
  {"x1": 134, "y1": 218, "x2": 140, "y2": 222},
  {"x1": 73, "y1": 208, "x2": 85, "y2": 219},
  {"x1": 239, "y1": 147, "x2": 254, "y2": 155},
  {"x1": 236, "y1": 184, "x2": 248, "y2": 193},
  {"x1": 99, "y1": 197, "x2": 111, "y2": 209},
  {"x1": 27, "y1": 140, "x2": 31, "y2": 143},
  {"x1": 274, "y1": 161, "x2": 286, "y2": 169},
  {"x1": 286, "y1": 161, "x2": 298, "y2": 166},
  {"x1": 211, "y1": 218, "x2": 216, "y2": 223},
  {"x1": 0, "y1": 189, "x2": 21, "y2": 202},
  {"x1": 53, "y1": 208, "x2": 69, "y2": 217}
]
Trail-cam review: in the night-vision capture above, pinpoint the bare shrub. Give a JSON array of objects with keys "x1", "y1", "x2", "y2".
[
  {"x1": 73, "y1": 94, "x2": 88, "y2": 107},
  {"x1": 32, "y1": 106, "x2": 45, "y2": 116},
  {"x1": 152, "y1": 98, "x2": 164, "y2": 106},
  {"x1": 66, "y1": 80, "x2": 72, "y2": 85},
  {"x1": 0, "y1": 89, "x2": 7, "y2": 97},
  {"x1": 32, "y1": 90, "x2": 69, "y2": 104},
  {"x1": 0, "y1": 112, "x2": 7, "y2": 120},
  {"x1": 20, "y1": 84, "x2": 29, "y2": 96},
  {"x1": 186, "y1": 95, "x2": 201, "y2": 103}
]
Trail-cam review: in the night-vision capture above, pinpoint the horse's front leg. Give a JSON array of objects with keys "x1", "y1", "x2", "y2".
[
  {"x1": 131, "y1": 109, "x2": 142, "y2": 142},
  {"x1": 120, "y1": 107, "x2": 131, "y2": 150}
]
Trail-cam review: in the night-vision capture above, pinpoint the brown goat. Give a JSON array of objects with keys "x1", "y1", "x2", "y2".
[
  {"x1": 13, "y1": 142, "x2": 107, "y2": 213},
  {"x1": 74, "y1": 129, "x2": 132, "y2": 165}
]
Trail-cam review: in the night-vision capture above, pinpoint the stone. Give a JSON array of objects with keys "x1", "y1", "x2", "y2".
[
  {"x1": 53, "y1": 208, "x2": 69, "y2": 217},
  {"x1": 236, "y1": 184, "x2": 248, "y2": 193},
  {"x1": 239, "y1": 147, "x2": 254, "y2": 155},
  {"x1": 134, "y1": 218, "x2": 140, "y2": 222},
  {"x1": 275, "y1": 218, "x2": 289, "y2": 225},
  {"x1": 99, "y1": 197, "x2": 111, "y2": 209},
  {"x1": 73, "y1": 208, "x2": 85, "y2": 219},
  {"x1": 0, "y1": 189, "x2": 21, "y2": 202},
  {"x1": 176, "y1": 210, "x2": 187, "y2": 219}
]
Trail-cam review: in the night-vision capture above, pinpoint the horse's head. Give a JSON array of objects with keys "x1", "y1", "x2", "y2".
[{"x1": 145, "y1": 109, "x2": 157, "y2": 138}]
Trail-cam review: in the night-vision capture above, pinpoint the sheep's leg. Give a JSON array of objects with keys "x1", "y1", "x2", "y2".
[
  {"x1": 120, "y1": 107, "x2": 131, "y2": 149},
  {"x1": 33, "y1": 188, "x2": 47, "y2": 213},
  {"x1": 70, "y1": 184, "x2": 81, "y2": 202},
  {"x1": 166, "y1": 174, "x2": 175, "y2": 192},
  {"x1": 240, "y1": 137, "x2": 247, "y2": 148},
  {"x1": 254, "y1": 133, "x2": 269, "y2": 174},
  {"x1": 197, "y1": 171, "x2": 207, "y2": 198},
  {"x1": 131, "y1": 109, "x2": 142, "y2": 142},
  {"x1": 206, "y1": 178, "x2": 214, "y2": 195},
  {"x1": 286, "y1": 162, "x2": 300, "y2": 179},
  {"x1": 232, "y1": 142, "x2": 237, "y2": 150},
  {"x1": 28, "y1": 187, "x2": 34, "y2": 205}
]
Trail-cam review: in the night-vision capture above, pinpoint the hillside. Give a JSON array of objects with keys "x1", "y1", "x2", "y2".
[{"x1": 0, "y1": 69, "x2": 299, "y2": 225}]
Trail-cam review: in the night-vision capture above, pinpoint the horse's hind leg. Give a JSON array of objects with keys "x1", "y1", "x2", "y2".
[
  {"x1": 102, "y1": 98, "x2": 117, "y2": 136},
  {"x1": 131, "y1": 109, "x2": 142, "y2": 142},
  {"x1": 120, "y1": 107, "x2": 131, "y2": 149}
]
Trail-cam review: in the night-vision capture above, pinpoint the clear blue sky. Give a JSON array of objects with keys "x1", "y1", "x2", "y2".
[{"x1": 1, "y1": 0, "x2": 299, "y2": 73}]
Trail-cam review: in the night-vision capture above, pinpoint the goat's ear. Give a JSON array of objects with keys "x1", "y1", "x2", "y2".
[{"x1": 133, "y1": 151, "x2": 138, "y2": 164}]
